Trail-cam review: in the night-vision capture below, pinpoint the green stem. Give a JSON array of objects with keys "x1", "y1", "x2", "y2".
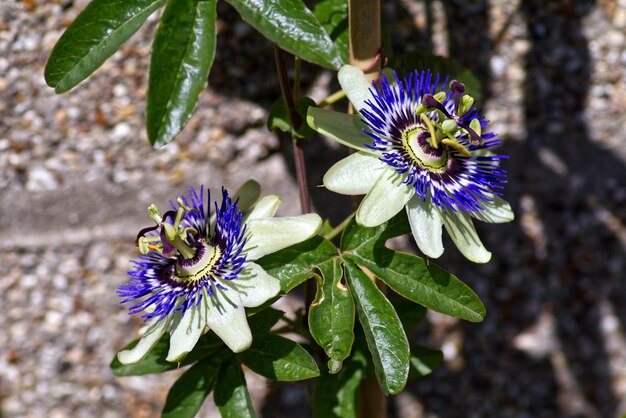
[
  {"x1": 324, "y1": 213, "x2": 354, "y2": 241},
  {"x1": 293, "y1": 57, "x2": 301, "y2": 102},
  {"x1": 318, "y1": 90, "x2": 347, "y2": 108}
]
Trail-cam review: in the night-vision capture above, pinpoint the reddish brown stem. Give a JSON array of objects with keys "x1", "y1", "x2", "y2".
[{"x1": 273, "y1": 45, "x2": 314, "y2": 308}]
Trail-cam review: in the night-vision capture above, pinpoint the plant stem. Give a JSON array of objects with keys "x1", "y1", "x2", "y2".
[
  {"x1": 348, "y1": 1, "x2": 386, "y2": 417},
  {"x1": 273, "y1": 45, "x2": 315, "y2": 314},
  {"x1": 318, "y1": 90, "x2": 346, "y2": 108},
  {"x1": 349, "y1": 0, "x2": 382, "y2": 80},
  {"x1": 324, "y1": 213, "x2": 354, "y2": 241},
  {"x1": 273, "y1": 45, "x2": 310, "y2": 214}
]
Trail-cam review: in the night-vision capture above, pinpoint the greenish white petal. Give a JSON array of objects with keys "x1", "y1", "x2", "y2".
[
  {"x1": 307, "y1": 107, "x2": 376, "y2": 155},
  {"x1": 324, "y1": 152, "x2": 385, "y2": 195},
  {"x1": 245, "y1": 214, "x2": 322, "y2": 260},
  {"x1": 166, "y1": 307, "x2": 205, "y2": 362},
  {"x1": 338, "y1": 65, "x2": 373, "y2": 112},
  {"x1": 441, "y1": 210, "x2": 491, "y2": 263},
  {"x1": 471, "y1": 196, "x2": 514, "y2": 224},
  {"x1": 234, "y1": 179, "x2": 261, "y2": 212},
  {"x1": 117, "y1": 317, "x2": 169, "y2": 365},
  {"x1": 206, "y1": 291, "x2": 251, "y2": 353},
  {"x1": 246, "y1": 195, "x2": 281, "y2": 220},
  {"x1": 356, "y1": 168, "x2": 414, "y2": 227},
  {"x1": 234, "y1": 262, "x2": 281, "y2": 307},
  {"x1": 406, "y1": 196, "x2": 444, "y2": 259}
]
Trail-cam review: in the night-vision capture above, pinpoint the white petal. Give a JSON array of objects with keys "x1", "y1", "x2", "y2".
[
  {"x1": 356, "y1": 168, "x2": 414, "y2": 227},
  {"x1": 231, "y1": 262, "x2": 281, "y2": 307},
  {"x1": 471, "y1": 196, "x2": 514, "y2": 224},
  {"x1": 206, "y1": 290, "x2": 252, "y2": 353},
  {"x1": 166, "y1": 306, "x2": 205, "y2": 362},
  {"x1": 406, "y1": 196, "x2": 444, "y2": 259},
  {"x1": 338, "y1": 65, "x2": 373, "y2": 113},
  {"x1": 117, "y1": 317, "x2": 169, "y2": 365},
  {"x1": 245, "y1": 213, "x2": 322, "y2": 260},
  {"x1": 234, "y1": 179, "x2": 261, "y2": 212},
  {"x1": 307, "y1": 107, "x2": 377, "y2": 155},
  {"x1": 441, "y1": 210, "x2": 491, "y2": 263},
  {"x1": 323, "y1": 152, "x2": 385, "y2": 195},
  {"x1": 246, "y1": 195, "x2": 281, "y2": 220}
]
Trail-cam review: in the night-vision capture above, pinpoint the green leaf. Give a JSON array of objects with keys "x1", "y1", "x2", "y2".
[
  {"x1": 311, "y1": 0, "x2": 349, "y2": 63},
  {"x1": 267, "y1": 96, "x2": 317, "y2": 138},
  {"x1": 256, "y1": 235, "x2": 339, "y2": 292},
  {"x1": 313, "y1": 350, "x2": 367, "y2": 418},
  {"x1": 408, "y1": 344, "x2": 443, "y2": 380},
  {"x1": 238, "y1": 334, "x2": 319, "y2": 381},
  {"x1": 248, "y1": 307, "x2": 284, "y2": 334},
  {"x1": 147, "y1": 0, "x2": 217, "y2": 147},
  {"x1": 307, "y1": 107, "x2": 377, "y2": 155},
  {"x1": 389, "y1": 50, "x2": 483, "y2": 102},
  {"x1": 309, "y1": 259, "x2": 355, "y2": 373},
  {"x1": 391, "y1": 298, "x2": 427, "y2": 332},
  {"x1": 215, "y1": 358, "x2": 256, "y2": 418},
  {"x1": 45, "y1": 0, "x2": 165, "y2": 93},
  {"x1": 344, "y1": 260, "x2": 409, "y2": 395},
  {"x1": 110, "y1": 332, "x2": 222, "y2": 376},
  {"x1": 341, "y1": 214, "x2": 486, "y2": 323},
  {"x1": 162, "y1": 356, "x2": 222, "y2": 418},
  {"x1": 224, "y1": 0, "x2": 343, "y2": 69}
]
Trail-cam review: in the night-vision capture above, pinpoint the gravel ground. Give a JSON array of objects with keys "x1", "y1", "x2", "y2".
[{"x1": 2, "y1": 0, "x2": 626, "y2": 417}]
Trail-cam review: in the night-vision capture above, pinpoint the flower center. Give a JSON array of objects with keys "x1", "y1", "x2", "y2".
[
  {"x1": 174, "y1": 240, "x2": 222, "y2": 283},
  {"x1": 402, "y1": 127, "x2": 448, "y2": 171}
]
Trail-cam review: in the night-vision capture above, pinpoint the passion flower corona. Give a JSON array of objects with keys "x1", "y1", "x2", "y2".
[
  {"x1": 117, "y1": 181, "x2": 322, "y2": 364},
  {"x1": 308, "y1": 65, "x2": 513, "y2": 263}
]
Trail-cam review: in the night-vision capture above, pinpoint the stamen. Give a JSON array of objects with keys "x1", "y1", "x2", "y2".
[
  {"x1": 455, "y1": 119, "x2": 484, "y2": 145},
  {"x1": 450, "y1": 80, "x2": 465, "y2": 115},
  {"x1": 135, "y1": 225, "x2": 159, "y2": 244},
  {"x1": 422, "y1": 94, "x2": 453, "y2": 119},
  {"x1": 177, "y1": 197, "x2": 199, "y2": 213},
  {"x1": 442, "y1": 138, "x2": 472, "y2": 157},
  {"x1": 420, "y1": 113, "x2": 439, "y2": 149}
]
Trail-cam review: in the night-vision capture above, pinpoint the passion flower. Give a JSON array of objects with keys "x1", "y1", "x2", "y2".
[
  {"x1": 117, "y1": 181, "x2": 322, "y2": 364},
  {"x1": 308, "y1": 65, "x2": 513, "y2": 263}
]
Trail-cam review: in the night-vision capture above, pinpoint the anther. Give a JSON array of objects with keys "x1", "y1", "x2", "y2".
[{"x1": 441, "y1": 138, "x2": 472, "y2": 157}]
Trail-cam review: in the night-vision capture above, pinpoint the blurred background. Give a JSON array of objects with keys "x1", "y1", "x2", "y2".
[{"x1": 2, "y1": 0, "x2": 626, "y2": 416}]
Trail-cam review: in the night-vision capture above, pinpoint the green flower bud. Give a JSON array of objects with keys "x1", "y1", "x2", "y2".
[
  {"x1": 469, "y1": 118, "x2": 482, "y2": 137},
  {"x1": 458, "y1": 95, "x2": 475, "y2": 116}
]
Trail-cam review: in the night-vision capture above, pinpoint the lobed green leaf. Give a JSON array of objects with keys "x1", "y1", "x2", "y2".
[
  {"x1": 313, "y1": 350, "x2": 367, "y2": 418},
  {"x1": 147, "y1": 0, "x2": 217, "y2": 147},
  {"x1": 45, "y1": 0, "x2": 166, "y2": 93},
  {"x1": 267, "y1": 96, "x2": 317, "y2": 138},
  {"x1": 238, "y1": 334, "x2": 319, "y2": 381},
  {"x1": 224, "y1": 0, "x2": 343, "y2": 69},
  {"x1": 408, "y1": 345, "x2": 443, "y2": 380},
  {"x1": 344, "y1": 260, "x2": 409, "y2": 395},
  {"x1": 110, "y1": 332, "x2": 222, "y2": 376},
  {"x1": 342, "y1": 214, "x2": 486, "y2": 322},
  {"x1": 215, "y1": 358, "x2": 256, "y2": 418},
  {"x1": 256, "y1": 235, "x2": 339, "y2": 293},
  {"x1": 162, "y1": 356, "x2": 222, "y2": 418},
  {"x1": 311, "y1": 0, "x2": 349, "y2": 63},
  {"x1": 309, "y1": 258, "x2": 355, "y2": 373}
]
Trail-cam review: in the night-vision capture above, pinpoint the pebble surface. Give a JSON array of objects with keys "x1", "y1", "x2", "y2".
[{"x1": 2, "y1": 0, "x2": 626, "y2": 417}]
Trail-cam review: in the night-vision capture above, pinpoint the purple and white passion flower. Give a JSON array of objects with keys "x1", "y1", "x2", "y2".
[
  {"x1": 308, "y1": 65, "x2": 513, "y2": 263},
  {"x1": 117, "y1": 181, "x2": 322, "y2": 364}
]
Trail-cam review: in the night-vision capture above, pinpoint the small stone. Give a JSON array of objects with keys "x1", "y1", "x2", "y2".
[{"x1": 26, "y1": 165, "x2": 59, "y2": 191}]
